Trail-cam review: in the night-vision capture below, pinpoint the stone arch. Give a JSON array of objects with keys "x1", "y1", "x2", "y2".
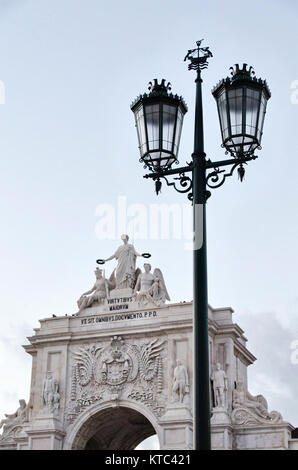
[{"x1": 63, "y1": 400, "x2": 161, "y2": 450}]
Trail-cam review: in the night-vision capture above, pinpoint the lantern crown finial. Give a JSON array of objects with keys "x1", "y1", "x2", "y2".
[
  {"x1": 148, "y1": 79, "x2": 172, "y2": 96},
  {"x1": 229, "y1": 63, "x2": 255, "y2": 82}
]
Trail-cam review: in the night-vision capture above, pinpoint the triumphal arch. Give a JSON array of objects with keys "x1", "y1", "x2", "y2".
[{"x1": 0, "y1": 236, "x2": 297, "y2": 450}]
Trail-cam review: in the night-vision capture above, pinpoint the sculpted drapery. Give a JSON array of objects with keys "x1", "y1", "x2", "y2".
[{"x1": 105, "y1": 235, "x2": 141, "y2": 289}]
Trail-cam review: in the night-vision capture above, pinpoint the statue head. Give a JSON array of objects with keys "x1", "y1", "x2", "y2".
[
  {"x1": 95, "y1": 268, "x2": 103, "y2": 279},
  {"x1": 19, "y1": 399, "x2": 26, "y2": 408},
  {"x1": 176, "y1": 359, "x2": 182, "y2": 366},
  {"x1": 46, "y1": 371, "x2": 52, "y2": 379},
  {"x1": 216, "y1": 362, "x2": 221, "y2": 370},
  {"x1": 144, "y1": 263, "x2": 151, "y2": 273},
  {"x1": 121, "y1": 234, "x2": 129, "y2": 244}
]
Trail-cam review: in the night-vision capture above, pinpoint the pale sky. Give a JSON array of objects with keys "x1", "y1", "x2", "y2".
[{"x1": 0, "y1": 0, "x2": 297, "y2": 449}]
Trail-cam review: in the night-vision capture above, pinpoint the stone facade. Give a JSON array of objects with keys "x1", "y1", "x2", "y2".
[
  {"x1": 0, "y1": 296, "x2": 295, "y2": 450},
  {"x1": 0, "y1": 249, "x2": 296, "y2": 449}
]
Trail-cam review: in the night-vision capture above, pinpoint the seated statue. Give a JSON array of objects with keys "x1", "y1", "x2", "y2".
[
  {"x1": 232, "y1": 381, "x2": 269, "y2": 418},
  {"x1": 0, "y1": 399, "x2": 28, "y2": 437},
  {"x1": 77, "y1": 268, "x2": 113, "y2": 312},
  {"x1": 134, "y1": 264, "x2": 170, "y2": 307},
  {"x1": 232, "y1": 381, "x2": 282, "y2": 424}
]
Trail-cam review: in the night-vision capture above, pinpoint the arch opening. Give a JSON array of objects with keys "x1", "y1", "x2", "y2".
[{"x1": 72, "y1": 406, "x2": 158, "y2": 450}]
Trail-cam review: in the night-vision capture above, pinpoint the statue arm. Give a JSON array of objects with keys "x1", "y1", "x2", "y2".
[
  {"x1": 81, "y1": 284, "x2": 96, "y2": 296},
  {"x1": 134, "y1": 274, "x2": 141, "y2": 293},
  {"x1": 131, "y1": 245, "x2": 141, "y2": 257},
  {"x1": 105, "y1": 254, "x2": 115, "y2": 262},
  {"x1": 105, "y1": 248, "x2": 119, "y2": 262},
  {"x1": 5, "y1": 410, "x2": 18, "y2": 419}
]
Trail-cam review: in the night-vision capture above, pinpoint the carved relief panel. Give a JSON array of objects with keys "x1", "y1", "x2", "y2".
[{"x1": 65, "y1": 335, "x2": 168, "y2": 425}]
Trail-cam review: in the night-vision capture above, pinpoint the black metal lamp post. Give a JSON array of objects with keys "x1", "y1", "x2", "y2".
[{"x1": 131, "y1": 40, "x2": 270, "y2": 450}]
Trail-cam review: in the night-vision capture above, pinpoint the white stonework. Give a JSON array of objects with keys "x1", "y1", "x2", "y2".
[{"x1": 0, "y1": 262, "x2": 296, "y2": 450}]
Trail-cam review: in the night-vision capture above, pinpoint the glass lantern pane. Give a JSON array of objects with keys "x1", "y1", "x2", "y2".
[
  {"x1": 217, "y1": 88, "x2": 229, "y2": 140},
  {"x1": 145, "y1": 104, "x2": 160, "y2": 151},
  {"x1": 162, "y1": 104, "x2": 177, "y2": 152},
  {"x1": 245, "y1": 88, "x2": 261, "y2": 138},
  {"x1": 173, "y1": 108, "x2": 183, "y2": 155},
  {"x1": 228, "y1": 88, "x2": 243, "y2": 138},
  {"x1": 135, "y1": 104, "x2": 147, "y2": 156},
  {"x1": 256, "y1": 91, "x2": 268, "y2": 143}
]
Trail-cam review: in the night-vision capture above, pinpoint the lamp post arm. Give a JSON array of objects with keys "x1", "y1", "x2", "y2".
[
  {"x1": 143, "y1": 165, "x2": 193, "y2": 179},
  {"x1": 205, "y1": 154, "x2": 258, "y2": 169}
]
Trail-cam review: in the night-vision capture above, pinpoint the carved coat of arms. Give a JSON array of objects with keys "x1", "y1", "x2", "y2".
[{"x1": 67, "y1": 336, "x2": 166, "y2": 423}]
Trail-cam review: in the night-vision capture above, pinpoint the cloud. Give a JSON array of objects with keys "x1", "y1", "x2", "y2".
[
  {"x1": 0, "y1": 322, "x2": 32, "y2": 416},
  {"x1": 238, "y1": 310, "x2": 298, "y2": 425}
]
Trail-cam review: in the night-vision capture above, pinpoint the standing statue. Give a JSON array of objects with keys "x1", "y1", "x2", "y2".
[
  {"x1": 77, "y1": 268, "x2": 112, "y2": 312},
  {"x1": 134, "y1": 264, "x2": 170, "y2": 306},
  {"x1": 211, "y1": 362, "x2": 228, "y2": 408},
  {"x1": 172, "y1": 360, "x2": 189, "y2": 403},
  {"x1": 101, "y1": 235, "x2": 143, "y2": 289},
  {"x1": 0, "y1": 400, "x2": 28, "y2": 437},
  {"x1": 42, "y1": 371, "x2": 60, "y2": 413}
]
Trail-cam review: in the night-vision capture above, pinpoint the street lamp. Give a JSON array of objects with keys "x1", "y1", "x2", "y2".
[
  {"x1": 212, "y1": 63, "x2": 271, "y2": 160},
  {"x1": 131, "y1": 79, "x2": 188, "y2": 173},
  {"x1": 131, "y1": 40, "x2": 270, "y2": 451}
]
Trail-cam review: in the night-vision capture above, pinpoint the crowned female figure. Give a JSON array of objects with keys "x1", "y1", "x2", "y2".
[{"x1": 104, "y1": 235, "x2": 142, "y2": 289}]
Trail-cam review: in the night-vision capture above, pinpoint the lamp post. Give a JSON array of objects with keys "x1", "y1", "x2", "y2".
[{"x1": 131, "y1": 40, "x2": 270, "y2": 450}]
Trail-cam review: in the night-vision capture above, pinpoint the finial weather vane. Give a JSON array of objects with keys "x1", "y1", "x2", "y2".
[{"x1": 184, "y1": 39, "x2": 213, "y2": 71}]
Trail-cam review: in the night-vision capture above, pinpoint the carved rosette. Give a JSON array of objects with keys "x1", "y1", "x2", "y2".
[{"x1": 66, "y1": 336, "x2": 167, "y2": 424}]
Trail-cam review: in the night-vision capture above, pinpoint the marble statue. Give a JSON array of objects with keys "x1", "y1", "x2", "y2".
[
  {"x1": 42, "y1": 371, "x2": 60, "y2": 413},
  {"x1": 172, "y1": 360, "x2": 189, "y2": 403},
  {"x1": 77, "y1": 268, "x2": 112, "y2": 312},
  {"x1": 102, "y1": 235, "x2": 142, "y2": 289},
  {"x1": 134, "y1": 264, "x2": 170, "y2": 307},
  {"x1": 148, "y1": 269, "x2": 170, "y2": 306},
  {"x1": 231, "y1": 381, "x2": 283, "y2": 425},
  {"x1": 211, "y1": 363, "x2": 228, "y2": 408},
  {"x1": 232, "y1": 381, "x2": 270, "y2": 418},
  {"x1": 0, "y1": 399, "x2": 28, "y2": 437}
]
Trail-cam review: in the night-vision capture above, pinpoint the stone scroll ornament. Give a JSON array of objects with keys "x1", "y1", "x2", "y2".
[
  {"x1": 67, "y1": 336, "x2": 165, "y2": 423},
  {"x1": 231, "y1": 381, "x2": 283, "y2": 425}
]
